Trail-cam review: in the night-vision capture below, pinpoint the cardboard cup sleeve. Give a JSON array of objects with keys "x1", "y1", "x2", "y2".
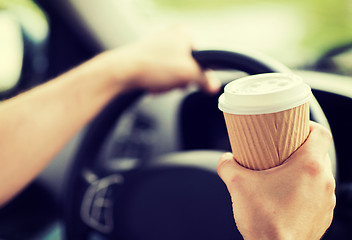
[
  {"x1": 218, "y1": 73, "x2": 312, "y2": 170},
  {"x1": 223, "y1": 103, "x2": 309, "y2": 170}
]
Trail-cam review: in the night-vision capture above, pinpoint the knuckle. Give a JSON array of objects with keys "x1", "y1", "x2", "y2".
[
  {"x1": 330, "y1": 193, "x2": 337, "y2": 210},
  {"x1": 302, "y1": 159, "x2": 322, "y2": 177},
  {"x1": 318, "y1": 125, "x2": 333, "y2": 142},
  {"x1": 325, "y1": 176, "x2": 336, "y2": 195},
  {"x1": 216, "y1": 159, "x2": 246, "y2": 193},
  {"x1": 228, "y1": 174, "x2": 246, "y2": 192},
  {"x1": 229, "y1": 174, "x2": 244, "y2": 186}
]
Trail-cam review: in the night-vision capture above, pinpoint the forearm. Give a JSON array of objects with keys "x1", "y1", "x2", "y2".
[
  {"x1": 0, "y1": 52, "x2": 130, "y2": 206},
  {"x1": 0, "y1": 26, "x2": 217, "y2": 206}
]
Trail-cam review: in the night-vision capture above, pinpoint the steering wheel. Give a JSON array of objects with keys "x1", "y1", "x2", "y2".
[{"x1": 64, "y1": 50, "x2": 337, "y2": 240}]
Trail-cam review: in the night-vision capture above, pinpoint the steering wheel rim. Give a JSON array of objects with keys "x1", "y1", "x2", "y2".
[{"x1": 64, "y1": 50, "x2": 336, "y2": 240}]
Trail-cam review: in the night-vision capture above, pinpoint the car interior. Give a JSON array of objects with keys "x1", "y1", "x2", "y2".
[{"x1": 1, "y1": 0, "x2": 352, "y2": 239}]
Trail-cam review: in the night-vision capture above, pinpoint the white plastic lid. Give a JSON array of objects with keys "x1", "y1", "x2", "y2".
[{"x1": 218, "y1": 73, "x2": 312, "y2": 115}]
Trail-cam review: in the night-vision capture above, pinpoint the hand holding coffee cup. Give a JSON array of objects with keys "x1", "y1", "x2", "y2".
[{"x1": 218, "y1": 73, "x2": 312, "y2": 170}]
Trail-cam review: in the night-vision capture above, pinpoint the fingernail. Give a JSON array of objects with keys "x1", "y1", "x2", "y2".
[{"x1": 221, "y1": 152, "x2": 233, "y2": 160}]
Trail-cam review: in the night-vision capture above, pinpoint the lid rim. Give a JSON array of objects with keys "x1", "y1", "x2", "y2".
[
  {"x1": 218, "y1": 93, "x2": 312, "y2": 115},
  {"x1": 218, "y1": 73, "x2": 312, "y2": 115}
]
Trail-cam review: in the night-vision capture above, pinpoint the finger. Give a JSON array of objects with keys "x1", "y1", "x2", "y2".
[
  {"x1": 308, "y1": 121, "x2": 333, "y2": 156},
  {"x1": 197, "y1": 70, "x2": 221, "y2": 94},
  {"x1": 324, "y1": 154, "x2": 333, "y2": 174},
  {"x1": 217, "y1": 152, "x2": 250, "y2": 185},
  {"x1": 293, "y1": 121, "x2": 332, "y2": 160}
]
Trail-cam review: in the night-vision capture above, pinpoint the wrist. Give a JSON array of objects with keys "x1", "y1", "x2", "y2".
[
  {"x1": 241, "y1": 224, "x2": 295, "y2": 240},
  {"x1": 98, "y1": 46, "x2": 147, "y2": 93},
  {"x1": 244, "y1": 231, "x2": 281, "y2": 240}
]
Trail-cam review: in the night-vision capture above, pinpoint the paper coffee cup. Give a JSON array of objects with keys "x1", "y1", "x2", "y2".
[{"x1": 218, "y1": 73, "x2": 312, "y2": 170}]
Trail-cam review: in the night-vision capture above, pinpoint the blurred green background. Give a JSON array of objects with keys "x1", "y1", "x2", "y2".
[{"x1": 152, "y1": 0, "x2": 352, "y2": 67}]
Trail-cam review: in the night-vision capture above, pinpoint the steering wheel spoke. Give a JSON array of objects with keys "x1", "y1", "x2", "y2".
[{"x1": 80, "y1": 174, "x2": 124, "y2": 234}]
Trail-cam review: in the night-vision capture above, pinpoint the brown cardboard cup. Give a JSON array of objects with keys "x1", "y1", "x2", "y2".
[{"x1": 218, "y1": 73, "x2": 312, "y2": 170}]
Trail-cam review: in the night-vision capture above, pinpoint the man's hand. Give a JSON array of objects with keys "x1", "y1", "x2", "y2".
[
  {"x1": 99, "y1": 25, "x2": 220, "y2": 94},
  {"x1": 217, "y1": 121, "x2": 336, "y2": 240},
  {"x1": 0, "y1": 25, "x2": 219, "y2": 206}
]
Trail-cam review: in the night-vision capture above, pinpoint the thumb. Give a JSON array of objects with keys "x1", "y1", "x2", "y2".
[
  {"x1": 285, "y1": 121, "x2": 332, "y2": 166},
  {"x1": 217, "y1": 152, "x2": 250, "y2": 186}
]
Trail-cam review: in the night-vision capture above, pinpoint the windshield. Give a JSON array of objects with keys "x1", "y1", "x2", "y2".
[{"x1": 146, "y1": 0, "x2": 352, "y2": 66}]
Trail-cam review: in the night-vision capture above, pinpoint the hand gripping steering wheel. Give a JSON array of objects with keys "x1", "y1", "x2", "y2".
[{"x1": 64, "y1": 50, "x2": 337, "y2": 240}]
